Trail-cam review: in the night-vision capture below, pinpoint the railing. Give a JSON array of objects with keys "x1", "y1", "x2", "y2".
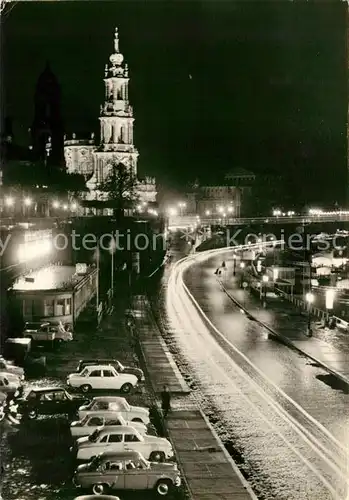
[
  {"x1": 275, "y1": 287, "x2": 330, "y2": 323},
  {"x1": 169, "y1": 214, "x2": 349, "y2": 227}
]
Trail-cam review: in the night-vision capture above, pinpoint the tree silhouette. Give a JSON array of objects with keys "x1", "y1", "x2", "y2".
[{"x1": 98, "y1": 161, "x2": 139, "y2": 216}]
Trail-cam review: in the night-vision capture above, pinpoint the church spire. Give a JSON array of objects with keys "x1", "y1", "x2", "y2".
[{"x1": 114, "y1": 27, "x2": 119, "y2": 53}]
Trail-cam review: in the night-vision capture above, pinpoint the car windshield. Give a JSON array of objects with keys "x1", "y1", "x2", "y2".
[
  {"x1": 25, "y1": 323, "x2": 40, "y2": 330},
  {"x1": 80, "y1": 415, "x2": 90, "y2": 425},
  {"x1": 88, "y1": 429, "x2": 100, "y2": 442},
  {"x1": 79, "y1": 368, "x2": 88, "y2": 377},
  {"x1": 117, "y1": 361, "x2": 124, "y2": 371},
  {"x1": 89, "y1": 454, "x2": 103, "y2": 469}
]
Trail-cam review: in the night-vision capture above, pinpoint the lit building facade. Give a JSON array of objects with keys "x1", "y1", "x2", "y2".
[
  {"x1": 64, "y1": 28, "x2": 156, "y2": 211},
  {"x1": 186, "y1": 169, "x2": 255, "y2": 217}
]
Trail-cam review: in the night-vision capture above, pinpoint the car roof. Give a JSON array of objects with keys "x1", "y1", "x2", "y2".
[
  {"x1": 92, "y1": 396, "x2": 125, "y2": 402},
  {"x1": 74, "y1": 495, "x2": 121, "y2": 500},
  {"x1": 80, "y1": 359, "x2": 117, "y2": 363},
  {"x1": 98, "y1": 425, "x2": 139, "y2": 434},
  {"x1": 82, "y1": 365, "x2": 117, "y2": 371},
  {"x1": 29, "y1": 386, "x2": 67, "y2": 393}
]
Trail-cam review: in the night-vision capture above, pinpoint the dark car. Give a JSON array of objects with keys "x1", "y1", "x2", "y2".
[
  {"x1": 76, "y1": 359, "x2": 144, "y2": 383},
  {"x1": 12, "y1": 387, "x2": 90, "y2": 419}
]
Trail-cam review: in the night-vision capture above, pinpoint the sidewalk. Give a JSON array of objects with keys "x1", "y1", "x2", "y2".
[
  {"x1": 220, "y1": 273, "x2": 349, "y2": 385},
  {"x1": 131, "y1": 293, "x2": 257, "y2": 500}
]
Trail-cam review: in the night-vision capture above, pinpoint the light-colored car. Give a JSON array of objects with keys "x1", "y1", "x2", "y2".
[
  {"x1": 78, "y1": 396, "x2": 150, "y2": 425},
  {"x1": 70, "y1": 412, "x2": 148, "y2": 438},
  {"x1": 73, "y1": 450, "x2": 181, "y2": 496},
  {"x1": 0, "y1": 374, "x2": 21, "y2": 395},
  {"x1": 67, "y1": 365, "x2": 138, "y2": 394},
  {"x1": 74, "y1": 425, "x2": 174, "y2": 462},
  {"x1": 0, "y1": 372, "x2": 22, "y2": 385},
  {"x1": 0, "y1": 358, "x2": 24, "y2": 379}
]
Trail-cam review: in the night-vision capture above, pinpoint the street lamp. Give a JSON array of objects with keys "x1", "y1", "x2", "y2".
[
  {"x1": 205, "y1": 210, "x2": 211, "y2": 216},
  {"x1": 24, "y1": 197, "x2": 32, "y2": 206},
  {"x1": 52, "y1": 201, "x2": 60, "y2": 209},
  {"x1": 5, "y1": 196, "x2": 14, "y2": 207},
  {"x1": 168, "y1": 207, "x2": 178, "y2": 217},
  {"x1": 63, "y1": 204, "x2": 68, "y2": 211},
  {"x1": 227, "y1": 206, "x2": 233, "y2": 213},
  {"x1": 305, "y1": 292, "x2": 314, "y2": 337},
  {"x1": 178, "y1": 202, "x2": 186, "y2": 216},
  {"x1": 71, "y1": 203, "x2": 77, "y2": 211}
]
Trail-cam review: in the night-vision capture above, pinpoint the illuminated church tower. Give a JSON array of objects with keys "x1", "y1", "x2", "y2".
[
  {"x1": 64, "y1": 27, "x2": 156, "y2": 208},
  {"x1": 95, "y1": 27, "x2": 138, "y2": 182}
]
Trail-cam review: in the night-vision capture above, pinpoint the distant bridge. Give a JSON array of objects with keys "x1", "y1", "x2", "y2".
[
  {"x1": 168, "y1": 213, "x2": 349, "y2": 228},
  {"x1": 1, "y1": 212, "x2": 349, "y2": 231}
]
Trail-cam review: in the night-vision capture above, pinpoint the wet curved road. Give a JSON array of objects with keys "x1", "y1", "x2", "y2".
[{"x1": 160, "y1": 245, "x2": 349, "y2": 500}]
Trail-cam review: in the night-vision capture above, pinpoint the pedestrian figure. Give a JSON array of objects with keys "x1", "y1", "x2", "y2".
[
  {"x1": 161, "y1": 385, "x2": 171, "y2": 418},
  {"x1": 214, "y1": 268, "x2": 219, "y2": 275},
  {"x1": 221, "y1": 261, "x2": 226, "y2": 268}
]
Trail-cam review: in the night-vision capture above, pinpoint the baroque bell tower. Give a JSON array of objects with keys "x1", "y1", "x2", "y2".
[{"x1": 94, "y1": 28, "x2": 138, "y2": 185}]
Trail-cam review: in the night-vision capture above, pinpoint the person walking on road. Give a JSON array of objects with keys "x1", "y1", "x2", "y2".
[{"x1": 161, "y1": 385, "x2": 171, "y2": 418}]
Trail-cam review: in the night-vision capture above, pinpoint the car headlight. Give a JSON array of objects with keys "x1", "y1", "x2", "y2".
[{"x1": 175, "y1": 476, "x2": 181, "y2": 487}]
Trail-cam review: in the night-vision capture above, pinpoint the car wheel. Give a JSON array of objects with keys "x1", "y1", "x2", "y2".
[
  {"x1": 149, "y1": 450, "x2": 165, "y2": 462},
  {"x1": 80, "y1": 384, "x2": 92, "y2": 393},
  {"x1": 27, "y1": 409, "x2": 37, "y2": 419},
  {"x1": 92, "y1": 483, "x2": 109, "y2": 495},
  {"x1": 155, "y1": 479, "x2": 172, "y2": 496},
  {"x1": 120, "y1": 382, "x2": 132, "y2": 393}
]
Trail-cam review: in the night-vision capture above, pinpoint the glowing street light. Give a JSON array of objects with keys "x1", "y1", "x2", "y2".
[
  {"x1": 71, "y1": 203, "x2": 77, "y2": 211},
  {"x1": 218, "y1": 206, "x2": 224, "y2": 214},
  {"x1": 168, "y1": 207, "x2": 178, "y2": 216},
  {"x1": 5, "y1": 196, "x2": 14, "y2": 207},
  {"x1": 205, "y1": 210, "x2": 211, "y2": 216},
  {"x1": 273, "y1": 268, "x2": 279, "y2": 281},
  {"x1": 52, "y1": 201, "x2": 60, "y2": 209},
  {"x1": 325, "y1": 289, "x2": 335, "y2": 310},
  {"x1": 24, "y1": 197, "x2": 32, "y2": 206},
  {"x1": 227, "y1": 206, "x2": 233, "y2": 213},
  {"x1": 63, "y1": 204, "x2": 68, "y2": 211},
  {"x1": 178, "y1": 202, "x2": 186, "y2": 216},
  {"x1": 273, "y1": 209, "x2": 282, "y2": 217}
]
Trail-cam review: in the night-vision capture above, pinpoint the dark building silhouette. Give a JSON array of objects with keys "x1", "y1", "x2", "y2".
[{"x1": 30, "y1": 62, "x2": 64, "y2": 166}]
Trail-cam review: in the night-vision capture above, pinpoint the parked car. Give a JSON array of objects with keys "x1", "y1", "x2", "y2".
[
  {"x1": 12, "y1": 387, "x2": 90, "y2": 419},
  {"x1": 67, "y1": 365, "x2": 138, "y2": 393},
  {"x1": 23, "y1": 321, "x2": 73, "y2": 343},
  {"x1": 0, "y1": 374, "x2": 21, "y2": 396},
  {"x1": 23, "y1": 322, "x2": 56, "y2": 343},
  {"x1": 73, "y1": 450, "x2": 181, "y2": 496},
  {"x1": 70, "y1": 412, "x2": 148, "y2": 438},
  {"x1": 78, "y1": 397, "x2": 150, "y2": 424},
  {"x1": 0, "y1": 358, "x2": 24, "y2": 379},
  {"x1": 76, "y1": 359, "x2": 144, "y2": 382},
  {"x1": 0, "y1": 372, "x2": 23, "y2": 385},
  {"x1": 73, "y1": 425, "x2": 174, "y2": 462}
]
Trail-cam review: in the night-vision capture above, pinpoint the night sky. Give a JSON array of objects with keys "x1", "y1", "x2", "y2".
[{"x1": 2, "y1": 1, "x2": 347, "y2": 205}]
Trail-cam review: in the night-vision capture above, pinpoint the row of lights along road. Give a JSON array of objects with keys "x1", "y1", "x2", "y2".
[{"x1": 2, "y1": 197, "x2": 78, "y2": 211}]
